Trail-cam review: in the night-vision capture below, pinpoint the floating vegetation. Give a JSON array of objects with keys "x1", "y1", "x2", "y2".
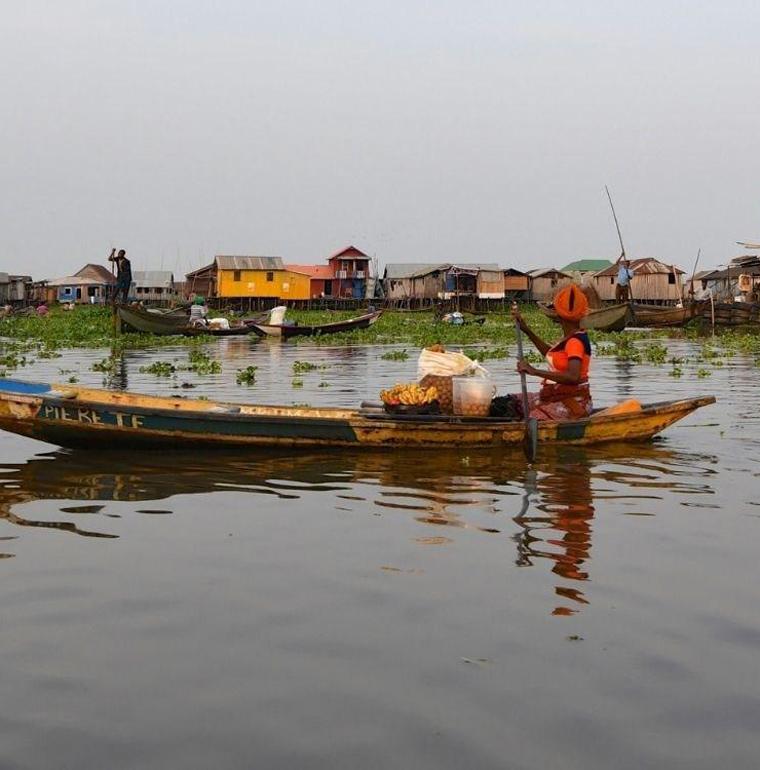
[
  {"x1": 522, "y1": 350, "x2": 544, "y2": 364},
  {"x1": 139, "y1": 361, "x2": 176, "y2": 377},
  {"x1": 67, "y1": 375, "x2": 79, "y2": 383},
  {"x1": 380, "y1": 349, "x2": 410, "y2": 361},
  {"x1": 0, "y1": 352, "x2": 27, "y2": 369},
  {"x1": 235, "y1": 366, "x2": 258, "y2": 385},
  {"x1": 91, "y1": 357, "x2": 117, "y2": 372},
  {"x1": 188, "y1": 349, "x2": 221, "y2": 375},
  {"x1": 465, "y1": 346, "x2": 508, "y2": 362},
  {"x1": 291, "y1": 378, "x2": 304, "y2": 388},
  {"x1": 696, "y1": 368, "x2": 712, "y2": 378},
  {"x1": 292, "y1": 360, "x2": 322, "y2": 374},
  {"x1": 643, "y1": 342, "x2": 668, "y2": 365},
  {"x1": 318, "y1": 381, "x2": 330, "y2": 388}
]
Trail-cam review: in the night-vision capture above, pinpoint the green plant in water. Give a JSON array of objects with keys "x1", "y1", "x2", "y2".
[
  {"x1": 292, "y1": 360, "x2": 322, "y2": 373},
  {"x1": 292, "y1": 378, "x2": 304, "y2": 388},
  {"x1": 696, "y1": 367, "x2": 712, "y2": 378},
  {"x1": 91, "y1": 357, "x2": 117, "y2": 372},
  {"x1": 318, "y1": 381, "x2": 330, "y2": 387},
  {"x1": 236, "y1": 366, "x2": 258, "y2": 385},
  {"x1": 643, "y1": 341, "x2": 668, "y2": 365},
  {"x1": 139, "y1": 361, "x2": 176, "y2": 377},
  {"x1": 465, "y1": 346, "x2": 508, "y2": 362},
  {"x1": 187, "y1": 349, "x2": 221, "y2": 375},
  {"x1": 380, "y1": 349, "x2": 409, "y2": 361}
]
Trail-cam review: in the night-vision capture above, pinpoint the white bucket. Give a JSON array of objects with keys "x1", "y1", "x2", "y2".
[{"x1": 452, "y1": 376, "x2": 496, "y2": 417}]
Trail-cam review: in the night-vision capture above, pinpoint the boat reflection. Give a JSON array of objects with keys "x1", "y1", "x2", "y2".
[{"x1": 0, "y1": 443, "x2": 718, "y2": 615}]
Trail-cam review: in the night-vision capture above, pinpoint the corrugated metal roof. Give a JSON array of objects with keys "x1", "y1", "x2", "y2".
[
  {"x1": 594, "y1": 258, "x2": 685, "y2": 277},
  {"x1": 75, "y1": 264, "x2": 115, "y2": 283},
  {"x1": 562, "y1": 259, "x2": 613, "y2": 273},
  {"x1": 328, "y1": 245, "x2": 370, "y2": 260},
  {"x1": 383, "y1": 263, "x2": 448, "y2": 279},
  {"x1": 383, "y1": 263, "x2": 499, "y2": 280},
  {"x1": 528, "y1": 268, "x2": 572, "y2": 279},
  {"x1": 132, "y1": 270, "x2": 174, "y2": 287},
  {"x1": 47, "y1": 276, "x2": 108, "y2": 287},
  {"x1": 215, "y1": 256, "x2": 284, "y2": 271}
]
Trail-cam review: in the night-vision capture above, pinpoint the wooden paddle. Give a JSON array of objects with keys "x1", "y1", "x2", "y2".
[{"x1": 513, "y1": 307, "x2": 538, "y2": 462}]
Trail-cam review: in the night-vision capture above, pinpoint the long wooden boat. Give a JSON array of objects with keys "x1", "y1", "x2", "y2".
[
  {"x1": 629, "y1": 302, "x2": 704, "y2": 328},
  {"x1": 541, "y1": 303, "x2": 632, "y2": 332},
  {"x1": 0, "y1": 378, "x2": 714, "y2": 450},
  {"x1": 701, "y1": 301, "x2": 760, "y2": 326},
  {"x1": 251, "y1": 310, "x2": 383, "y2": 339},
  {"x1": 118, "y1": 306, "x2": 264, "y2": 337}
]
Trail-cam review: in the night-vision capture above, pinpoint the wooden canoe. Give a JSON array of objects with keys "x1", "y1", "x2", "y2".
[
  {"x1": 0, "y1": 378, "x2": 714, "y2": 450},
  {"x1": 118, "y1": 306, "x2": 264, "y2": 337},
  {"x1": 251, "y1": 310, "x2": 383, "y2": 339},
  {"x1": 630, "y1": 303, "x2": 704, "y2": 328},
  {"x1": 541, "y1": 303, "x2": 632, "y2": 332}
]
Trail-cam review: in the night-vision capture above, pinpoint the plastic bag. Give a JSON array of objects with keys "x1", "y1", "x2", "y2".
[{"x1": 417, "y1": 348, "x2": 489, "y2": 379}]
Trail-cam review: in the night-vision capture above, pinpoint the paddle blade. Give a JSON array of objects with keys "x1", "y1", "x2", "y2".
[{"x1": 523, "y1": 417, "x2": 538, "y2": 462}]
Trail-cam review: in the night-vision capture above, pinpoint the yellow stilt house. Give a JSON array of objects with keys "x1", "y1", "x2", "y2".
[{"x1": 188, "y1": 256, "x2": 311, "y2": 301}]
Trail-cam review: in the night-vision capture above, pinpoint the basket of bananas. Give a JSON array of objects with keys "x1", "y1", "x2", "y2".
[{"x1": 380, "y1": 383, "x2": 440, "y2": 415}]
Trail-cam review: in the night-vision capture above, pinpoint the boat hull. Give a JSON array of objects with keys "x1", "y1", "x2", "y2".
[
  {"x1": 542, "y1": 303, "x2": 632, "y2": 332},
  {"x1": 0, "y1": 379, "x2": 714, "y2": 450},
  {"x1": 630, "y1": 303, "x2": 704, "y2": 328},
  {"x1": 252, "y1": 311, "x2": 382, "y2": 339},
  {"x1": 118, "y1": 306, "x2": 261, "y2": 337}
]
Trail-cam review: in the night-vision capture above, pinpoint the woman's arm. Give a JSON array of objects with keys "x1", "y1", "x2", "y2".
[
  {"x1": 511, "y1": 308, "x2": 551, "y2": 355},
  {"x1": 517, "y1": 358, "x2": 583, "y2": 385}
]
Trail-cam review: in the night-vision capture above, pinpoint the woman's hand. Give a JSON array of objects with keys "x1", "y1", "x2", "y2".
[{"x1": 516, "y1": 359, "x2": 538, "y2": 377}]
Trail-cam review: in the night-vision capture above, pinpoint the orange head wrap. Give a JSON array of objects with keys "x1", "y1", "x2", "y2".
[{"x1": 553, "y1": 284, "x2": 588, "y2": 322}]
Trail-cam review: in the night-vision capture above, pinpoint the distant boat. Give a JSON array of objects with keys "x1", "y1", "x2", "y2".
[
  {"x1": 251, "y1": 310, "x2": 383, "y2": 339},
  {"x1": 118, "y1": 306, "x2": 265, "y2": 337},
  {"x1": 541, "y1": 302, "x2": 632, "y2": 332},
  {"x1": 630, "y1": 303, "x2": 705, "y2": 328}
]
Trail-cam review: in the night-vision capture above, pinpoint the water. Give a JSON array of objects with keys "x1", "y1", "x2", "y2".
[{"x1": 1, "y1": 337, "x2": 759, "y2": 769}]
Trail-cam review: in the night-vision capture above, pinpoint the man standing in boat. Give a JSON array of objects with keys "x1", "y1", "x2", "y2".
[
  {"x1": 109, "y1": 248, "x2": 132, "y2": 305},
  {"x1": 615, "y1": 256, "x2": 634, "y2": 303}
]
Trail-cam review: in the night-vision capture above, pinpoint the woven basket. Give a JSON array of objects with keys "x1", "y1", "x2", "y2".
[{"x1": 419, "y1": 374, "x2": 453, "y2": 414}]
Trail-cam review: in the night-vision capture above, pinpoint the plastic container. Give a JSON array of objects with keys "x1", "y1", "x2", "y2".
[{"x1": 452, "y1": 376, "x2": 496, "y2": 417}]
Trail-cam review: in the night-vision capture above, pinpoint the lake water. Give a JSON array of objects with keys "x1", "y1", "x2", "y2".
[{"x1": 1, "y1": 336, "x2": 759, "y2": 769}]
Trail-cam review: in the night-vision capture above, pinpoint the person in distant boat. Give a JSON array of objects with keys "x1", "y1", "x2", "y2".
[
  {"x1": 615, "y1": 258, "x2": 634, "y2": 303},
  {"x1": 512, "y1": 284, "x2": 593, "y2": 420},
  {"x1": 108, "y1": 248, "x2": 132, "y2": 304},
  {"x1": 189, "y1": 296, "x2": 208, "y2": 326},
  {"x1": 36, "y1": 302, "x2": 49, "y2": 317}
]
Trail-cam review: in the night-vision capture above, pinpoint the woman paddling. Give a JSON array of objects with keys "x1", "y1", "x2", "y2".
[{"x1": 512, "y1": 284, "x2": 593, "y2": 420}]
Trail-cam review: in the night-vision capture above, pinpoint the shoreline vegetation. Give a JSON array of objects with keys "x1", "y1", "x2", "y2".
[{"x1": 0, "y1": 306, "x2": 758, "y2": 385}]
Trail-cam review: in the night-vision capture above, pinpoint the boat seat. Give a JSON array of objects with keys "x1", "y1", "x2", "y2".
[
  {"x1": 209, "y1": 405, "x2": 241, "y2": 414},
  {"x1": 48, "y1": 390, "x2": 78, "y2": 399}
]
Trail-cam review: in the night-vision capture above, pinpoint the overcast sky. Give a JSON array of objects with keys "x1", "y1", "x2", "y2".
[{"x1": 1, "y1": 0, "x2": 759, "y2": 278}]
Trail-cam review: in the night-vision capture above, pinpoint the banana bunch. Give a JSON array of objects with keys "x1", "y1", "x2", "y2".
[{"x1": 381, "y1": 383, "x2": 439, "y2": 406}]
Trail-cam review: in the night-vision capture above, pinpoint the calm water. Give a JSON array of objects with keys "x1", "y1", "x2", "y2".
[{"x1": 1, "y1": 336, "x2": 759, "y2": 769}]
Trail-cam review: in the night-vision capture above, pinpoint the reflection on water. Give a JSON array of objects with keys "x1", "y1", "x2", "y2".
[
  {"x1": 0, "y1": 442, "x2": 719, "y2": 617},
  {"x1": 3, "y1": 338, "x2": 760, "y2": 769}
]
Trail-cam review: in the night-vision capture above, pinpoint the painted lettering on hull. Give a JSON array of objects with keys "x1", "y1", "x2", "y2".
[{"x1": 40, "y1": 404, "x2": 144, "y2": 430}]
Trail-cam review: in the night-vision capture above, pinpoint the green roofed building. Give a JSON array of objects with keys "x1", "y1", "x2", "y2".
[{"x1": 562, "y1": 259, "x2": 614, "y2": 274}]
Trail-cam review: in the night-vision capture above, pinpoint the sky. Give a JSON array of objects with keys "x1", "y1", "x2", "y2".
[{"x1": 1, "y1": 0, "x2": 759, "y2": 279}]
